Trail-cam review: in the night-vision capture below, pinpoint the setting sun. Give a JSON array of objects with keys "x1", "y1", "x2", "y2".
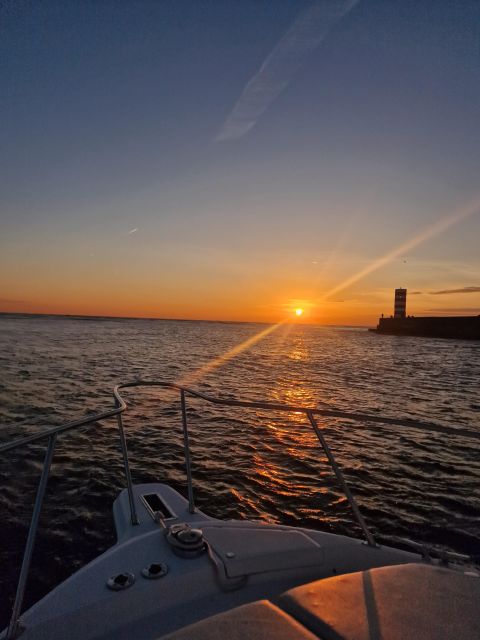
[{"x1": 295, "y1": 308, "x2": 304, "y2": 317}]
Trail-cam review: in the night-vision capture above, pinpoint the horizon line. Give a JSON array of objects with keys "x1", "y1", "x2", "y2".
[{"x1": 0, "y1": 310, "x2": 371, "y2": 328}]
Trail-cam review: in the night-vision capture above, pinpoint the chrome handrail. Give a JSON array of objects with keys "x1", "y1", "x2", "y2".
[{"x1": 1, "y1": 379, "x2": 479, "y2": 638}]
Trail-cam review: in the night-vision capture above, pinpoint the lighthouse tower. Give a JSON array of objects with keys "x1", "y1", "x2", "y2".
[{"x1": 394, "y1": 288, "x2": 407, "y2": 318}]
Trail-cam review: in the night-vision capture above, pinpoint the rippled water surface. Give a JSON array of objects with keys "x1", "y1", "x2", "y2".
[{"x1": 0, "y1": 314, "x2": 479, "y2": 626}]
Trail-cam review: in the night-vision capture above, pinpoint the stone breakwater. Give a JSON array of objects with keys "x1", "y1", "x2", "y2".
[{"x1": 373, "y1": 315, "x2": 480, "y2": 340}]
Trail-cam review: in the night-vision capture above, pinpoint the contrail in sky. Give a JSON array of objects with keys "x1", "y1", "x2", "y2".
[
  {"x1": 321, "y1": 197, "x2": 480, "y2": 300},
  {"x1": 216, "y1": 0, "x2": 359, "y2": 141}
]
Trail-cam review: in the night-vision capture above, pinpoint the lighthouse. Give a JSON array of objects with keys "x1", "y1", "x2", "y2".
[{"x1": 394, "y1": 288, "x2": 407, "y2": 318}]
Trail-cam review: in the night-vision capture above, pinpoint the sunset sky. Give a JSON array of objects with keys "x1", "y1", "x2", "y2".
[{"x1": 1, "y1": 0, "x2": 479, "y2": 325}]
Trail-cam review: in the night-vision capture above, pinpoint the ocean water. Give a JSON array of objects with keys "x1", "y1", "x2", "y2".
[{"x1": 0, "y1": 314, "x2": 479, "y2": 626}]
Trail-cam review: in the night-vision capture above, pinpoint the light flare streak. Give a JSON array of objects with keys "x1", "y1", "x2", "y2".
[
  {"x1": 176, "y1": 321, "x2": 284, "y2": 387},
  {"x1": 321, "y1": 197, "x2": 480, "y2": 300}
]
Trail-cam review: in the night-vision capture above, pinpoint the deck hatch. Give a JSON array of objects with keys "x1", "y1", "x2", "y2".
[
  {"x1": 205, "y1": 526, "x2": 324, "y2": 577},
  {"x1": 141, "y1": 493, "x2": 176, "y2": 521}
]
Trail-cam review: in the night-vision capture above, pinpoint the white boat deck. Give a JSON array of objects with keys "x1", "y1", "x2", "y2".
[{"x1": 11, "y1": 483, "x2": 423, "y2": 640}]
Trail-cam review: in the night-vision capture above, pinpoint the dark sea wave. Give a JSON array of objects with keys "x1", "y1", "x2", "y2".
[{"x1": 0, "y1": 315, "x2": 479, "y2": 627}]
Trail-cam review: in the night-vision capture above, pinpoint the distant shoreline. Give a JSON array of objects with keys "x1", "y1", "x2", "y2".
[
  {"x1": 0, "y1": 311, "x2": 260, "y2": 325},
  {"x1": 0, "y1": 311, "x2": 369, "y2": 329}
]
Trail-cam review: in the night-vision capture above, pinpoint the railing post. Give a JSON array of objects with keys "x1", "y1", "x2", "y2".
[
  {"x1": 307, "y1": 411, "x2": 376, "y2": 547},
  {"x1": 7, "y1": 435, "x2": 57, "y2": 640},
  {"x1": 180, "y1": 390, "x2": 195, "y2": 514},
  {"x1": 115, "y1": 407, "x2": 139, "y2": 526}
]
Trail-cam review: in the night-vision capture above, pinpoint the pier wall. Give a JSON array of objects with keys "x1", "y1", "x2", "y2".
[{"x1": 375, "y1": 316, "x2": 480, "y2": 340}]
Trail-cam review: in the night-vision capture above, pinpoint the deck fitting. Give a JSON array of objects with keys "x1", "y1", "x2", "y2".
[{"x1": 106, "y1": 572, "x2": 135, "y2": 591}]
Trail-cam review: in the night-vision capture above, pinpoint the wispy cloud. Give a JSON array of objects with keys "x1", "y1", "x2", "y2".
[
  {"x1": 427, "y1": 308, "x2": 480, "y2": 313},
  {"x1": 0, "y1": 298, "x2": 26, "y2": 304},
  {"x1": 0, "y1": 298, "x2": 28, "y2": 304},
  {"x1": 431, "y1": 286, "x2": 480, "y2": 295},
  {"x1": 127, "y1": 227, "x2": 138, "y2": 235},
  {"x1": 216, "y1": 0, "x2": 359, "y2": 141}
]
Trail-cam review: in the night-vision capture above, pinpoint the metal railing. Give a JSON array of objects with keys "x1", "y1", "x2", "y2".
[{"x1": 1, "y1": 380, "x2": 479, "y2": 639}]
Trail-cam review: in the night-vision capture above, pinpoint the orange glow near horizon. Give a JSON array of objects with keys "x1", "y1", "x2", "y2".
[{"x1": 1, "y1": 197, "x2": 479, "y2": 326}]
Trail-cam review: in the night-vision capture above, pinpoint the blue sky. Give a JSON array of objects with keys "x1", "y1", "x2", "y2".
[{"x1": 1, "y1": 0, "x2": 479, "y2": 322}]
